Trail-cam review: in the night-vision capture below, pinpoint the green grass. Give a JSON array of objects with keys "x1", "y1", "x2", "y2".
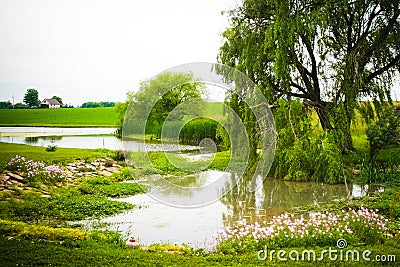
[
  {"x1": 77, "y1": 176, "x2": 145, "y2": 198},
  {"x1": 0, "y1": 188, "x2": 135, "y2": 225},
  {"x1": 0, "y1": 235, "x2": 398, "y2": 266},
  {"x1": 0, "y1": 142, "x2": 112, "y2": 170},
  {"x1": 0, "y1": 107, "x2": 117, "y2": 127},
  {"x1": 128, "y1": 150, "x2": 232, "y2": 177}
]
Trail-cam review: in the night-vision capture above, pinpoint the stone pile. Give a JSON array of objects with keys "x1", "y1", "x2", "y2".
[
  {"x1": 0, "y1": 158, "x2": 123, "y2": 188},
  {"x1": 64, "y1": 158, "x2": 123, "y2": 179},
  {"x1": 0, "y1": 172, "x2": 25, "y2": 187}
]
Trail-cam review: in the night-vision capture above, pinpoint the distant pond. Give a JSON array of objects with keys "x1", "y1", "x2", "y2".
[{"x1": 0, "y1": 127, "x2": 196, "y2": 151}]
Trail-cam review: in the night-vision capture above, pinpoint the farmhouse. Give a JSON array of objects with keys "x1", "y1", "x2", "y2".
[{"x1": 40, "y1": 98, "x2": 61, "y2": 108}]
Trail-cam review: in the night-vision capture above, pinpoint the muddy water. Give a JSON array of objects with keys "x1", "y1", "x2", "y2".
[{"x1": 81, "y1": 171, "x2": 384, "y2": 248}]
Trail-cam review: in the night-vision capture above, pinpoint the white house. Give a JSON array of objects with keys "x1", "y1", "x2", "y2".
[{"x1": 40, "y1": 98, "x2": 61, "y2": 108}]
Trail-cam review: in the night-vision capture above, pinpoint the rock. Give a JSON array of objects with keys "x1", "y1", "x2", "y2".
[
  {"x1": 77, "y1": 167, "x2": 87, "y2": 172},
  {"x1": 353, "y1": 169, "x2": 361, "y2": 175},
  {"x1": 0, "y1": 174, "x2": 10, "y2": 182},
  {"x1": 67, "y1": 166, "x2": 77, "y2": 171},
  {"x1": 7, "y1": 172, "x2": 24, "y2": 183},
  {"x1": 85, "y1": 164, "x2": 96, "y2": 171}
]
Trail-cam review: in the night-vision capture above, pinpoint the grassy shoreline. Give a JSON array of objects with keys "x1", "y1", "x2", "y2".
[{"x1": 0, "y1": 143, "x2": 113, "y2": 169}]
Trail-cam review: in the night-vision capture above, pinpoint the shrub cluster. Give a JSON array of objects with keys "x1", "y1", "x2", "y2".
[{"x1": 6, "y1": 155, "x2": 66, "y2": 184}]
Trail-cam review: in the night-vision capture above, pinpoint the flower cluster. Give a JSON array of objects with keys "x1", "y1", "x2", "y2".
[
  {"x1": 43, "y1": 165, "x2": 65, "y2": 183},
  {"x1": 7, "y1": 155, "x2": 44, "y2": 178},
  {"x1": 6, "y1": 155, "x2": 65, "y2": 183},
  {"x1": 7, "y1": 155, "x2": 27, "y2": 172},
  {"x1": 214, "y1": 207, "x2": 393, "y2": 253}
]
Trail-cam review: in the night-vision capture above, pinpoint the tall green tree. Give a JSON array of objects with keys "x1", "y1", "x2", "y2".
[
  {"x1": 0, "y1": 101, "x2": 12, "y2": 109},
  {"x1": 117, "y1": 72, "x2": 205, "y2": 138},
  {"x1": 132, "y1": 72, "x2": 205, "y2": 124},
  {"x1": 218, "y1": 0, "x2": 400, "y2": 151},
  {"x1": 52, "y1": 96, "x2": 63, "y2": 105},
  {"x1": 23, "y1": 88, "x2": 40, "y2": 108}
]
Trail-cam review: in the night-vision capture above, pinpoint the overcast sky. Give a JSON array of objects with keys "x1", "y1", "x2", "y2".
[{"x1": 0, "y1": 0, "x2": 239, "y2": 106}]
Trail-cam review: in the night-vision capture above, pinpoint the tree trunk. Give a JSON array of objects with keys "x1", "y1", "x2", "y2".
[
  {"x1": 315, "y1": 106, "x2": 333, "y2": 131},
  {"x1": 314, "y1": 103, "x2": 354, "y2": 152},
  {"x1": 343, "y1": 109, "x2": 354, "y2": 151}
]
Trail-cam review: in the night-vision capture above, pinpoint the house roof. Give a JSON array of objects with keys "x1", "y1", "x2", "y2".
[{"x1": 44, "y1": 98, "x2": 61, "y2": 105}]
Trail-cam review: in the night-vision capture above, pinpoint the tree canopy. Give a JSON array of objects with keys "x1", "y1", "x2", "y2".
[
  {"x1": 81, "y1": 102, "x2": 115, "y2": 108},
  {"x1": 0, "y1": 101, "x2": 12, "y2": 109},
  {"x1": 117, "y1": 72, "x2": 205, "y2": 138},
  {"x1": 130, "y1": 72, "x2": 205, "y2": 125},
  {"x1": 218, "y1": 0, "x2": 400, "y2": 151},
  {"x1": 23, "y1": 89, "x2": 40, "y2": 108},
  {"x1": 52, "y1": 96, "x2": 63, "y2": 105}
]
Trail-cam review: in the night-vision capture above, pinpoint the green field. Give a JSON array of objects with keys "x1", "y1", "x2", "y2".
[{"x1": 0, "y1": 107, "x2": 117, "y2": 127}]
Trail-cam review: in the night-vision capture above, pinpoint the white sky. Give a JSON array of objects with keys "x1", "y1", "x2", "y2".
[{"x1": 0, "y1": 0, "x2": 239, "y2": 106}]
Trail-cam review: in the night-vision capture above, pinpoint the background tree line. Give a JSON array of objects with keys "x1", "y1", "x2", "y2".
[
  {"x1": 0, "y1": 88, "x2": 117, "y2": 109},
  {"x1": 80, "y1": 102, "x2": 115, "y2": 108}
]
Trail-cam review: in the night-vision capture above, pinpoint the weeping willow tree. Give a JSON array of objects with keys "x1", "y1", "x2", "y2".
[{"x1": 218, "y1": 0, "x2": 400, "y2": 152}]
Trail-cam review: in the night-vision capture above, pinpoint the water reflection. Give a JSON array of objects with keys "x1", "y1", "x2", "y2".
[
  {"x1": 0, "y1": 127, "x2": 116, "y2": 136},
  {"x1": 1, "y1": 134, "x2": 198, "y2": 151},
  {"x1": 0, "y1": 135, "x2": 122, "y2": 150},
  {"x1": 25, "y1": 136, "x2": 39, "y2": 144},
  {"x1": 81, "y1": 171, "x2": 386, "y2": 247}
]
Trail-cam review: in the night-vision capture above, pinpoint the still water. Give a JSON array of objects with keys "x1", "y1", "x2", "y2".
[
  {"x1": 0, "y1": 127, "x2": 197, "y2": 151},
  {"x1": 79, "y1": 171, "x2": 385, "y2": 248}
]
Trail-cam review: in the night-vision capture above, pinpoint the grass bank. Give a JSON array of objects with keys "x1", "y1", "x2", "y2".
[
  {"x1": 0, "y1": 142, "x2": 113, "y2": 169},
  {"x1": 0, "y1": 107, "x2": 117, "y2": 127},
  {"x1": 1, "y1": 235, "x2": 398, "y2": 266}
]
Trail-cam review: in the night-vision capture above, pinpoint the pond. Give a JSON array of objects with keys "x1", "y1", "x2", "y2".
[
  {"x1": 78, "y1": 171, "x2": 385, "y2": 248},
  {"x1": 1, "y1": 127, "x2": 387, "y2": 249},
  {"x1": 0, "y1": 127, "x2": 197, "y2": 151}
]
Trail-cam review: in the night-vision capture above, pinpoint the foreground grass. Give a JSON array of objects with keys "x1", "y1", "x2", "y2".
[
  {"x1": 0, "y1": 235, "x2": 398, "y2": 266},
  {"x1": 0, "y1": 142, "x2": 112, "y2": 169},
  {"x1": 0, "y1": 107, "x2": 117, "y2": 127},
  {"x1": 0, "y1": 187, "x2": 136, "y2": 226}
]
